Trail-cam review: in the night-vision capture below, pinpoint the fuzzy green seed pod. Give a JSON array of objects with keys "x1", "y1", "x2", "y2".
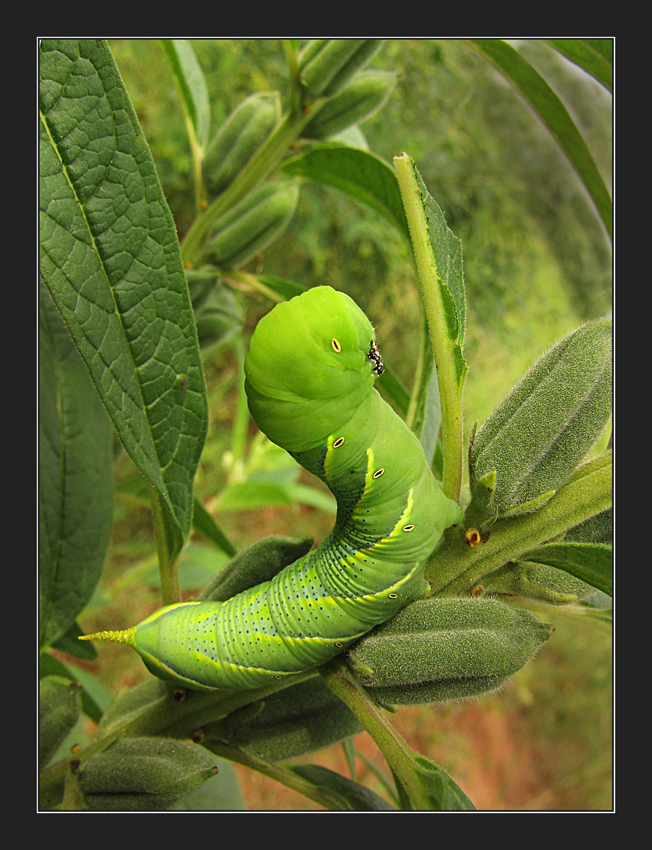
[
  {"x1": 202, "y1": 92, "x2": 281, "y2": 198},
  {"x1": 39, "y1": 675, "x2": 82, "y2": 771},
  {"x1": 302, "y1": 70, "x2": 397, "y2": 140},
  {"x1": 203, "y1": 677, "x2": 363, "y2": 763},
  {"x1": 205, "y1": 181, "x2": 299, "y2": 270},
  {"x1": 348, "y1": 598, "x2": 552, "y2": 706},
  {"x1": 299, "y1": 40, "x2": 383, "y2": 100},
  {"x1": 469, "y1": 318, "x2": 612, "y2": 517},
  {"x1": 78, "y1": 738, "x2": 218, "y2": 811}
]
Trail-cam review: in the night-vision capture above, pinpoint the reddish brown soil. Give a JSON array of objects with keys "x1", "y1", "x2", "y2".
[{"x1": 231, "y1": 699, "x2": 588, "y2": 812}]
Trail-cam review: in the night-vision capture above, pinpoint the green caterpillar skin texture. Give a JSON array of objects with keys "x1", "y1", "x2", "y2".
[{"x1": 118, "y1": 287, "x2": 463, "y2": 690}]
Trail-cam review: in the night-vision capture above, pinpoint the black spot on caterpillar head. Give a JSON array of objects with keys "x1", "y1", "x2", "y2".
[{"x1": 367, "y1": 340, "x2": 384, "y2": 375}]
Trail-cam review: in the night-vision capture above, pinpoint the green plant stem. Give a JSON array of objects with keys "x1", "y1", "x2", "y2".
[
  {"x1": 282, "y1": 40, "x2": 302, "y2": 116},
  {"x1": 393, "y1": 155, "x2": 465, "y2": 503},
  {"x1": 428, "y1": 450, "x2": 612, "y2": 595},
  {"x1": 180, "y1": 107, "x2": 313, "y2": 267},
  {"x1": 320, "y1": 660, "x2": 433, "y2": 810},
  {"x1": 147, "y1": 483, "x2": 181, "y2": 606}
]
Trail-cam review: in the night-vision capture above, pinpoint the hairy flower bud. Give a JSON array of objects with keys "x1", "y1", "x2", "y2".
[
  {"x1": 78, "y1": 738, "x2": 218, "y2": 811},
  {"x1": 348, "y1": 598, "x2": 552, "y2": 706},
  {"x1": 299, "y1": 40, "x2": 383, "y2": 99},
  {"x1": 302, "y1": 71, "x2": 397, "y2": 140},
  {"x1": 206, "y1": 182, "x2": 299, "y2": 269}
]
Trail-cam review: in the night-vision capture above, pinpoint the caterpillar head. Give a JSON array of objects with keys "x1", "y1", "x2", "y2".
[{"x1": 244, "y1": 286, "x2": 379, "y2": 452}]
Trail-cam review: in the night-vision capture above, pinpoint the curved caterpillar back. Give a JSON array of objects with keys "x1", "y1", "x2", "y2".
[{"x1": 82, "y1": 287, "x2": 463, "y2": 690}]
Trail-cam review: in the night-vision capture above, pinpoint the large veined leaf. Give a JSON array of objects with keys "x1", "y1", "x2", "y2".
[
  {"x1": 39, "y1": 283, "x2": 114, "y2": 649},
  {"x1": 39, "y1": 39, "x2": 208, "y2": 557}
]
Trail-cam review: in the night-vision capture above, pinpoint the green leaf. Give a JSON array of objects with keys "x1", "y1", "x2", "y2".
[
  {"x1": 546, "y1": 39, "x2": 612, "y2": 93},
  {"x1": 162, "y1": 39, "x2": 211, "y2": 148},
  {"x1": 192, "y1": 498, "x2": 237, "y2": 558},
  {"x1": 521, "y1": 541, "x2": 612, "y2": 596},
  {"x1": 566, "y1": 507, "x2": 612, "y2": 544},
  {"x1": 213, "y1": 480, "x2": 334, "y2": 513},
  {"x1": 254, "y1": 273, "x2": 307, "y2": 301},
  {"x1": 39, "y1": 283, "x2": 114, "y2": 649},
  {"x1": 39, "y1": 40, "x2": 208, "y2": 559},
  {"x1": 52, "y1": 621, "x2": 98, "y2": 661},
  {"x1": 376, "y1": 365, "x2": 410, "y2": 418},
  {"x1": 40, "y1": 676, "x2": 83, "y2": 772},
  {"x1": 407, "y1": 754, "x2": 476, "y2": 811},
  {"x1": 289, "y1": 764, "x2": 396, "y2": 810},
  {"x1": 281, "y1": 142, "x2": 410, "y2": 239},
  {"x1": 406, "y1": 314, "x2": 441, "y2": 466},
  {"x1": 39, "y1": 652, "x2": 110, "y2": 725},
  {"x1": 466, "y1": 39, "x2": 612, "y2": 240},
  {"x1": 429, "y1": 451, "x2": 612, "y2": 596}
]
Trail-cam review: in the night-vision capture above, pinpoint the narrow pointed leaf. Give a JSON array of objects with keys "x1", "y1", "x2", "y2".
[
  {"x1": 192, "y1": 498, "x2": 237, "y2": 558},
  {"x1": 162, "y1": 39, "x2": 211, "y2": 149},
  {"x1": 39, "y1": 40, "x2": 208, "y2": 554},
  {"x1": 546, "y1": 39, "x2": 612, "y2": 93},
  {"x1": 466, "y1": 39, "x2": 612, "y2": 239},
  {"x1": 409, "y1": 754, "x2": 476, "y2": 810},
  {"x1": 521, "y1": 541, "x2": 612, "y2": 596},
  {"x1": 289, "y1": 764, "x2": 396, "y2": 810}
]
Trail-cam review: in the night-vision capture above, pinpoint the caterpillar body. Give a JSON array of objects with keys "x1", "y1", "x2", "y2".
[{"x1": 82, "y1": 287, "x2": 463, "y2": 690}]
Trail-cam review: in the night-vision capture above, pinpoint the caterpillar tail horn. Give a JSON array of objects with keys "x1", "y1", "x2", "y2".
[{"x1": 79, "y1": 628, "x2": 137, "y2": 647}]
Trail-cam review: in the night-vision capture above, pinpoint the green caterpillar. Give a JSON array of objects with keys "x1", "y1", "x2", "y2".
[{"x1": 82, "y1": 287, "x2": 463, "y2": 690}]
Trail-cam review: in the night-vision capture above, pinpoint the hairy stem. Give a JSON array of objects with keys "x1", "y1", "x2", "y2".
[{"x1": 393, "y1": 154, "x2": 465, "y2": 503}]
